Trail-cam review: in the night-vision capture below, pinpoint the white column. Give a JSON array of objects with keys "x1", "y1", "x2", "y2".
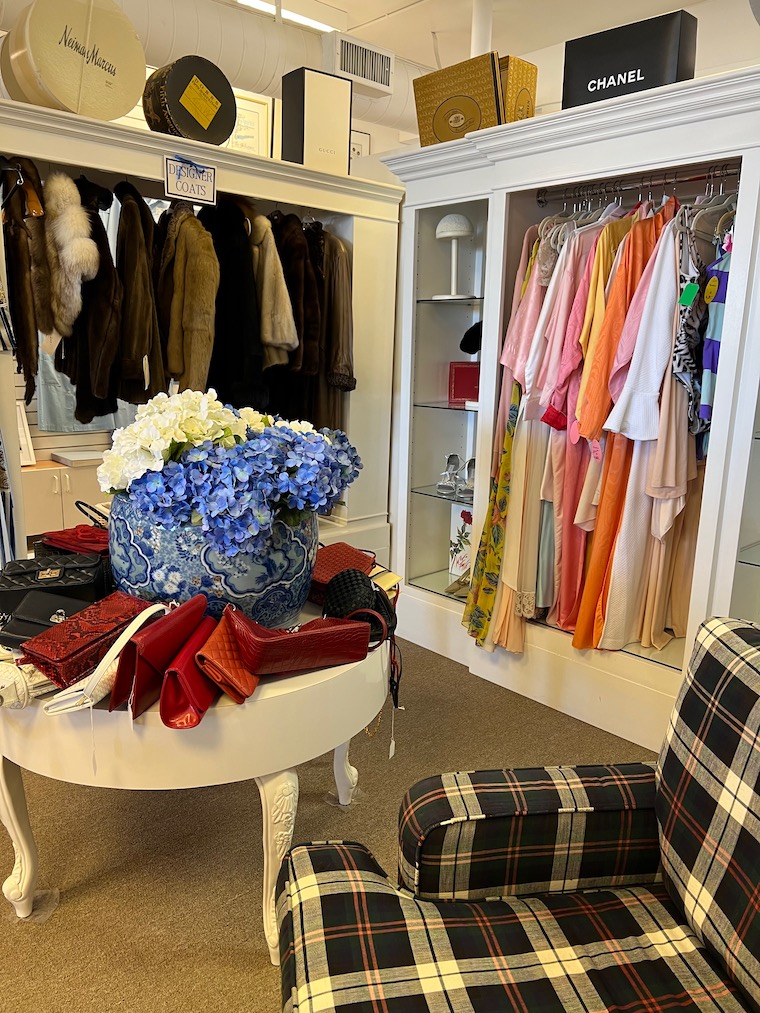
[{"x1": 470, "y1": 0, "x2": 493, "y2": 57}]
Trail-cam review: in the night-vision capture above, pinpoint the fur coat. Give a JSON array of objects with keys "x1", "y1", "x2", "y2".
[
  {"x1": 239, "y1": 203, "x2": 299, "y2": 369},
  {"x1": 1, "y1": 156, "x2": 52, "y2": 401},
  {"x1": 156, "y1": 202, "x2": 220, "y2": 392},
  {"x1": 198, "y1": 200, "x2": 267, "y2": 409},
  {"x1": 113, "y1": 181, "x2": 166, "y2": 403},
  {"x1": 268, "y1": 210, "x2": 321, "y2": 375},
  {"x1": 44, "y1": 172, "x2": 99, "y2": 338},
  {"x1": 55, "y1": 177, "x2": 123, "y2": 424}
]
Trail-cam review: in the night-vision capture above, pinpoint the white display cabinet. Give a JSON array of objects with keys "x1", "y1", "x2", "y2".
[
  {"x1": 385, "y1": 68, "x2": 760, "y2": 750},
  {"x1": 406, "y1": 199, "x2": 486, "y2": 598}
]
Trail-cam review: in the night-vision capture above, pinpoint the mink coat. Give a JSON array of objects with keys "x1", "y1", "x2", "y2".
[
  {"x1": 113, "y1": 181, "x2": 166, "y2": 403},
  {"x1": 267, "y1": 210, "x2": 320, "y2": 375},
  {"x1": 198, "y1": 199, "x2": 267, "y2": 409}
]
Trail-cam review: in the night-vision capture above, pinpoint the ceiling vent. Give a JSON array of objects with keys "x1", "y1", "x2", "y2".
[{"x1": 322, "y1": 32, "x2": 395, "y2": 97}]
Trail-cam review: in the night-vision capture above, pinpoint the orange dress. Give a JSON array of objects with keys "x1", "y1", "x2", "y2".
[
  {"x1": 577, "y1": 197, "x2": 678, "y2": 442},
  {"x1": 572, "y1": 431, "x2": 634, "y2": 649}
]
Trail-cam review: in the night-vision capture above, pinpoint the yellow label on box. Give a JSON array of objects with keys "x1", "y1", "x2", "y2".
[{"x1": 179, "y1": 75, "x2": 221, "y2": 130}]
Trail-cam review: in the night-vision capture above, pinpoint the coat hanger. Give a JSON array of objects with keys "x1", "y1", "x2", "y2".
[
  {"x1": 715, "y1": 208, "x2": 735, "y2": 248},
  {"x1": 0, "y1": 157, "x2": 24, "y2": 211}
]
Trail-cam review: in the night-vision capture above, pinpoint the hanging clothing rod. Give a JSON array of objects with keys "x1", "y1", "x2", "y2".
[{"x1": 536, "y1": 164, "x2": 740, "y2": 207}]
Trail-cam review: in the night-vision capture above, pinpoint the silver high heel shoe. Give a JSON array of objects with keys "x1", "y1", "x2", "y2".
[{"x1": 436, "y1": 453, "x2": 463, "y2": 495}]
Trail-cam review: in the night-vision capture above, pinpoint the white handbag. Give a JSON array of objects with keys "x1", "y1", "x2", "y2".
[{"x1": 43, "y1": 603, "x2": 166, "y2": 715}]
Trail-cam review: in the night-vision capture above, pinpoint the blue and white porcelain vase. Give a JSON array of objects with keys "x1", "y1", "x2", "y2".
[{"x1": 109, "y1": 493, "x2": 319, "y2": 627}]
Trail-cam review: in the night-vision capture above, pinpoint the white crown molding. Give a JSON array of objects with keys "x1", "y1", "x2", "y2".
[
  {"x1": 0, "y1": 98, "x2": 404, "y2": 216},
  {"x1": 381, "y1": 137, "x2": 491, "y2": 181},
  {"x1": 382, "y1": 68, "x2": 760, "y2": 184}
]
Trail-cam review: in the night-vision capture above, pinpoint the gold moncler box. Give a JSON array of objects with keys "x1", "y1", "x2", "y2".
[
  {"x1": 499, "y1": 56, "x2": 537, "y2": 122},
  {"x1": 413, "y1": 52, "x2": 537, "y2": 146}
]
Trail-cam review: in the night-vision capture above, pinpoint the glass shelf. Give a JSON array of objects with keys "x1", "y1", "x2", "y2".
[
  {"x1": 408, "y1": 568, "x2": 468, "y2": 602},
  {"x1": 528, "y1": 618, "x2": 686, "y2": 672},
  {"x1": 413, "y1": 400, "x2": 478, "y2": 411},
  {"x1": 412, "y1": 484, "x2": 473, "y2": 506},
  {"x1": 416, "y1": 297, "x2": 483, "y2": 304},
  {"x1": 738, "y1": 541, "x2": 760, "y2": 567}
]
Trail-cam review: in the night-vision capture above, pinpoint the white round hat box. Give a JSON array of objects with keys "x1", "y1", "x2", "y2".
[{"x1": 4, "y1": 0, "x2": 145, "y2": 120}]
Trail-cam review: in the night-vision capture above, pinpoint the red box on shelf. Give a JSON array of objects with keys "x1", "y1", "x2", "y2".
[{"x1": 448, "y1": 362, "x2": 480, "y2": 407}]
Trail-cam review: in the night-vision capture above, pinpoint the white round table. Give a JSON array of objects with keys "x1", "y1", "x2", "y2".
[{"x1": 0, "y1": 644, "x2": 388, "y2": 964}]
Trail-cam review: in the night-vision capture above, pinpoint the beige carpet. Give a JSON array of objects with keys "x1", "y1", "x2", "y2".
[{"x1": 0, "y1": 640, "x2": 657, "y2": 1013}]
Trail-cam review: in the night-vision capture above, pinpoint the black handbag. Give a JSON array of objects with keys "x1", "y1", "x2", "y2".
[
  {"x1": 322, "y1": 568, "x2": 397, "y2": 642},
  {"x1": 0, "y1": 591, "x2": 90, "y2": 650},
  {"x1": 322, "y1": 568, "x2": 402, "y2": 708},
  {"x1": 0, "y1": 554, "x2": 108, "y2": 615}
]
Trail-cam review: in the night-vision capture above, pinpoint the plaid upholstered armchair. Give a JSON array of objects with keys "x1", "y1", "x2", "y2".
[{"x1": 277, "y1": 618, "x2": 760, "y2": 1012}]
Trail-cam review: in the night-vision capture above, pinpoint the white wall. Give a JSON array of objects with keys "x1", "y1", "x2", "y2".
[{"x1": 521, "y1": 0, "x2": 760, "y2": 114}]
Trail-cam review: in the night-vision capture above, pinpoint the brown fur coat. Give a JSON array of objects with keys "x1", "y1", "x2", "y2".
[
  {"x1": 1, "y1": 157, "x2": 52, "y2": 401},
  {"x1": 156, "y1": 202, "x2": 220, "y2": 392}
]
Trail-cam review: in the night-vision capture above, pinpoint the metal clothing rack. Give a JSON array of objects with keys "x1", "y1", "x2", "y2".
[{"x1": 536, "y1": 163, "x2": 741, "y2": 207}]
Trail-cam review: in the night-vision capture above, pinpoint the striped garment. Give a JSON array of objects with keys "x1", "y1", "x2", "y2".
[
  {"x1": 699, "y1": 251, "x2": 731, "y2": 424},
  {"x1": 277, "y1": 618, "x2": 760, "y2": 1012}
]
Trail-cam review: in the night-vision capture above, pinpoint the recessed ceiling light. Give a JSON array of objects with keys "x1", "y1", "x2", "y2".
[{"x1": 237, "y1": 0, "x2": 336, "y2": 33}]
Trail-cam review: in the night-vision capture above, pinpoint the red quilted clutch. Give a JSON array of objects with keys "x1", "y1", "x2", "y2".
[
  {"x1": 195, "y1": 609, "x2": 259, "y2": 704},
  {"x1": 308, "y1": 542, "x2": 376, "y2": 605},
  {"x1": 20, "y1": 591, "x2": 154, "y2": 689},
  {"x1": 227, "y1": 606, "x2": 371, "y2": 676}
]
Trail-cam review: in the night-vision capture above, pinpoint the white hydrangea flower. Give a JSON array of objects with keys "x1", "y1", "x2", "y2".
[
  {"x1": 97, "y1": 388, "x2": 248, "y2": 492},
  {"x1": 96, "y1": 389, "x2": 337, "y2": 494},
  {"x1": 274, "y1": 418, "x2": 317, "y2": 435},
  {"x1": 238, "y1": 407, "x2": 272, "y2": 433}
]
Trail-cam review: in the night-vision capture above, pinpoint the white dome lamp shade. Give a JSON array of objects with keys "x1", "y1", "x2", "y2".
[{"x1": 433, "y1": 213, "x2": 475, "y2": 300}]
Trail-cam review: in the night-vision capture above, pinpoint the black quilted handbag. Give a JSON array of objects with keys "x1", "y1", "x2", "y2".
[
  {"x1": 322, "y1": 569, "x2": 402, "y2": 707},
  {"x1": 0, "y1": 554, "x2": 108, "y2": 616},
  {"x1": 323, "y1": 569, "x2": 397, "y2": 640}
]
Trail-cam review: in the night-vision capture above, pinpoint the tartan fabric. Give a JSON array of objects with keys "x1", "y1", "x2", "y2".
[
  {"x1": 398, "y1": 763, "x2": 662, "y2": 900},
  {"x1": 277, "y1": 840, "x2": 745, "y2": 1013},
  {"x1": 656, "y1": 618, "x2": 760, "y2": 1012}
]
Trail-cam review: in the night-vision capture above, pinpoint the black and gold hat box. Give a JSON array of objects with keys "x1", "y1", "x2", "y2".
[{"x1": 143, "y1": 56, "x2": 236, "y2": 145}]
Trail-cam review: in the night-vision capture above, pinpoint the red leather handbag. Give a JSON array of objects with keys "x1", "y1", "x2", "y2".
[
  {"x1": 109, "y1": 594, "x2": 208, "y2": 717},
  {"x1": 160, "y1": 616, "x2": 220, "y2": 729},
  {"x1": 308, "y1": 542, "x2": 376, "y2": 605},
  {"x1": 20, "y1": 591, "x2": 154, "y2": 689},
  {"x1": 226, "y1": 606, "x2": 373, "y2": 676},
  {"x1": 195, "y1": 608, "x2": 259, "y2": 704},
  {"x1": 40, "y1": 524, "x2": 110, "y2": 556}
]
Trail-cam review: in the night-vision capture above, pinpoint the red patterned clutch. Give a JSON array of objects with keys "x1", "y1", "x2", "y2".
[{"x1": 20, "y1": 591, "x2": 154, "y2": 689}]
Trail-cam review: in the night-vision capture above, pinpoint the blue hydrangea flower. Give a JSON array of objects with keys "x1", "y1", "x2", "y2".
[{"x1": 125, "y1": 421, "x2": 362, "y2": 558}]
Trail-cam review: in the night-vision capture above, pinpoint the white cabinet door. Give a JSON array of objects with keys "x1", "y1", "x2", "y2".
[
  {"x1": 20, "y1": 468, "x2": 64, "y2": 536},
  {"x1": 62, "y1": 467, "x2": 109, "y2": 528}
]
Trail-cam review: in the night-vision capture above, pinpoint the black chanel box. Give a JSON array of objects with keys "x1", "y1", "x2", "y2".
[{"x1": 562, "y1": 11, "x2": 697, "y2": 109}]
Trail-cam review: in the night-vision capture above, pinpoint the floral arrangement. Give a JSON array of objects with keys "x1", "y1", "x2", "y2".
[{"x1": 98, "y1": 389, "x2": 362, "y2": 559}]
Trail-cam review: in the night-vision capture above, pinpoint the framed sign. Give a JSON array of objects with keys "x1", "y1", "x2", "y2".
[{"x1": 225, "y1": 93, "x2": 272, "y2": 157}]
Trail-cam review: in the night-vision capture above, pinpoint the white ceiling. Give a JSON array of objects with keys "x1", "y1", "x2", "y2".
[{"x1": 304, "y1": 0, "x2": 756, "y2": 75}]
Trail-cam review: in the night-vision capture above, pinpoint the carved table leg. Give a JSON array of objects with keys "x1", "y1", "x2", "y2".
[
  {"x1": 333, "y1": 740, "x2": 358, "y2": 806},
  {"x1": 0, "y1": 755, "x2": 38, "y2": 918},
  {"x1": 255, "y1": 768, "x2": 299, "y2": 965}
]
